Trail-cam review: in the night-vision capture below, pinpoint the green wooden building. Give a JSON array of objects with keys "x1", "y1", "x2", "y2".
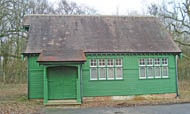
[{"x1": 22, "y1": 15, "x2": 181, "y2": 105}]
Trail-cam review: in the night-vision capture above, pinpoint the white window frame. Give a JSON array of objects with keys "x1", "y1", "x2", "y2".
[
  {"x1": 90, "y1": 59, "x2": 98, "y2": 80},
  {"x1": 162, "y1": 58, "x2": 168, "y2": 78},
  {"x1": 115, "y1": 58, "x2": 122, "y2": 67},
  {"x1": 115, "y1": 58, "x2": 123, "y2": 80},
  {"x1": 107, "y1": 59, "x2": 114, "y2": 67},
  {"x1": 162, "y1": 58, "x2": 168, "y2": 66},
  {"x1": 90, "y1": 59, "x2": 97, "y2": 67},
  {"x1": 90, "y1": 67, "x2": 98, "y2": 80},
  {"x1": 99, "y1": 67, "x2": 106, "y2": 80},
  {"x1": 115, "y1": 67, "x2": 123, "y2": 80},
  {"x1": 154, "y1": 58, "x2": 161, "y2": 78},
  {"x1": 98, "y1": 59, "x2": 106, "y2": 80},
  {"x1": 139, "y1": 66, "x2": 146, "y2": 79},
  {"x1": 107, "y1": 59, "x2": 114, "y2": 80},
  {"x1": 147, "y1": 58, "x2": 154, "y2": 79},
  {"x1": 139, "y1": 58, "x2": 146, "y2": 66},
  {"x1": 139, "y1": 58, "x2": 146, "y2": 79}
]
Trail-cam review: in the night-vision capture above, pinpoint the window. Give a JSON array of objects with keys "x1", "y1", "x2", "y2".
[
  {"x1": 107, "y1": 59, "x2": 114, "y2": 66},
  {"x1": 107, "y1": 68, "x2": 114, "y2": 80},
  {"x1": 154, "y1": 58, "x2": 161, "y2": 78},
  {"x1": 115, "y1": 58, "x2": 123, "y2": 79},
  {"x1": 162, "y1": 58, "x2": 168, "y2": 78},
  {"x1": 139, "y1": 58, "x2": 146, "y2": 79},
  {"x1": 90, "y1": 68, "x2": 97, "y2": 80},
  {"x1": 139, "y1": 66, "x2": 146, "y2": 79},
  {"x1": 107, "y1": 59, "x2": 114, "y2": 80},
  {"x1": 115, "y1": 58, "x2": 122, "y2": 66},
  {"x1": 99, "y1": 67, "x2": 106, "y2": 80},
  {"x1": 90, "y1": 59, "x2": 97, "y2": 80},
  {"x1": 99, "y1": 59, "x2": 105, "y2": 67},
  {"x1": 90, "y1": 58, "x2": 123, "y2": 80},
  {"x1": 139, "y1": 58, "x2": 146, "y2": 66},
  {"x1": 99, "y1": 59, "x2": 106, "y2": 80},
  {"x1": 139, "y1": 57, "x2": 169, "y2": 79},
  {"x1": 90, "y1": 59, "x2": 97, "y2": 67},
  {"x1": 147, "y1": 58, "x2": 154, "y2": 78}
]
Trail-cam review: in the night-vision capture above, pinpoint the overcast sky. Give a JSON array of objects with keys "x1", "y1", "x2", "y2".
[{"x1": 49, "y1": 0, "x2": 167, "y2": 15}]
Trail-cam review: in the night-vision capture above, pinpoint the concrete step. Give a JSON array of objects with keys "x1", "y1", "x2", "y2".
[{"x1": 46, "y1": 99, "x2": 81, "y2": 105}]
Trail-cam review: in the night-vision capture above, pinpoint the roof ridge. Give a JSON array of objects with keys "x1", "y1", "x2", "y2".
[{"x1": 25, "y1": 14, "x2": 156, "y2": 18}]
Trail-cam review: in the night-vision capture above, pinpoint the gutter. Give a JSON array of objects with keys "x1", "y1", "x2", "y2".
[{"x1": 176, "y1": 55, "x2": 179, "y2": 97}]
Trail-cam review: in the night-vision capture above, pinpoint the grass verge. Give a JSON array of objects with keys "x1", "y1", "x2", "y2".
[{"x1": 0, "y1": 84, "x2": 43, "y2": 114}]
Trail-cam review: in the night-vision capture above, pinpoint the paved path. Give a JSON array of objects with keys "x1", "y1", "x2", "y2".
[{"x1": 41, "y1": 103, "x2": 190, "y2": 114}]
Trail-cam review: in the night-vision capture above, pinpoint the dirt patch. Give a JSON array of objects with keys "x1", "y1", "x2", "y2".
[
  {"x1": 179, "y1": 80, "x2": 190, "y2": 100},
  {"x1": 0, "y1": 84, "x2": 43, "y2": 114},
  {"x1": 0, "y1": 102, "x2": 42, "y2": 114}
]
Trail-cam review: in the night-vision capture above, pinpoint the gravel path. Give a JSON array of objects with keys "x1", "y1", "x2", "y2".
[{"x1": 41, "y1": 103, "x2": 190, "y2": 114}]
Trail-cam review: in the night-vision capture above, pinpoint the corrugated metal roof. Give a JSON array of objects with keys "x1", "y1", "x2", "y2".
[
  {"x1": 37, "y1": 49, "x2": 86, "y2": 62},
  {"x1": 23, "y1": 15, "x2": 181, "y2": 54}
]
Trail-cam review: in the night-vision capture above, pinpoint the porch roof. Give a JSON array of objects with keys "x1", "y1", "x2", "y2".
[{"x1": 37, "y1": 49, "x2": 86, "y2": 62}]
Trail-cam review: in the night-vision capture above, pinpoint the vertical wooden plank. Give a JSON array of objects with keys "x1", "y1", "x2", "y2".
[
  {"x1": 175, "y1": 55, "x2": 179, "y2": 96},
  {"x1": 43, "y1": 66, "x2": 48, "y2": 104},
  {"x1": 76, "y1": 65, "x2": 81, "y2": 103},
  {"x1": 28, "y1": 55, "x2": 44, "y2": 98},
  {"x1": 27, "y1": 56, "x2": 29, "y2": 99}
]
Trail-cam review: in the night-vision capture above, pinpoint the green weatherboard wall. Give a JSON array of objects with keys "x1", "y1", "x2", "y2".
[
  {"x1": 27, "y1": 55, "x2": 44, "y2": 98},
  {"x1": 82, "y1": 53, "x2": 177, "y2": 97},
  {"x1": 27, "y1": 53, "x2": 177, "y2": 99}
]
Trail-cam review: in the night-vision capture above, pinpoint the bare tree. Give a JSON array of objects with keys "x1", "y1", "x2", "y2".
[
  {"x1": 0, "y1": 0, "x2": 96, "y2": 83},
  {"x1": 56, "y1": 0, "x2": 96, "y2": 15},
  {"x1": 148, "y1": 0, "x2": 190, "y2": 46},
  {"x1": 148, "y1": 0, "x2": 190, "y2": 80}
]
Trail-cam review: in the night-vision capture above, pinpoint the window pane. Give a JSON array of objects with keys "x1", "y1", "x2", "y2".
[
  {"x1": 107, "y1": 59, "x2": 114, "y2": 66},
  {"x1": 154, "y1": 58, "x2": 160, "y2": 66},
  {"x1": 147, "y1": 58, "x2": 153, "y2": 66},
  {"x1": 162, "y1": 58, "x2": 168, "y2": 65},
  {"x1": 90, "y1": 59, "x2": 97, "y2": 67},
  {"x1": 90, "y1": 68, "x2": 97, "y2": 80},
  {"x1": 162, "y1": 66, "x2": 168, "y2": 77},
  {"x1": 139, "y1": 66, "x2": 146, "y2": 78},
  {"x1": 99, "y1": 59, "x2": 105, "y2": 67},
  {"x1": 139, "y1": 58, "x2": 146, "y2": 66},
  {"x1": 116, "y1": 58, "x2": 122, "y2": 66},
  {"x1": 155, "y1": 66, "x2": 161, "y2": 78},
  {"x1": 99, "y1": 68, "x2": 106, "y2": 80},
  {"x1": 116, "y1": 67, "x2": 123, "y2": 79},
  {"x1": 107, "y1": 68, "x2": 114, "y2": 79},
  {"x1": 147, "y1": 66, "x2": 154, "y2": 78}
]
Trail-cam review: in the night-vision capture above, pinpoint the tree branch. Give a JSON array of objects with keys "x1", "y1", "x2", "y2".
[{"x1": 174, "y1": 39, "x2": 190, "y2": 46}]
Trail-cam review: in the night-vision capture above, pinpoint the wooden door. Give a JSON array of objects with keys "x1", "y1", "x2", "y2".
[{"x1": 47, "y1": 66, "x2": 77, "y2": 99}]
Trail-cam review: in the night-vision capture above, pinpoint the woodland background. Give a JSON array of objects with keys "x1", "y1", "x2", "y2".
[{"x1": 0, "y1": 0, "x2": 190, "y2": 84}]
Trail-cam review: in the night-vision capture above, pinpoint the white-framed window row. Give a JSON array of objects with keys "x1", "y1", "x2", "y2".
[
  {"x1": 139, "y1": 57, "x2": 168, "y2": 79},
  {"x1": 90, "y1": 58, "x2": 123, "y2": 80}
]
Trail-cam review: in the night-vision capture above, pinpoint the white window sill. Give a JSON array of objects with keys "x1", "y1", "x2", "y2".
[
  {"x1": 147, "y1": 77, "x2": 154, "y2": 79},
  {"x1": 139, "y1": 77, "x2": 146, "y2": 79},
  {"x1": 107, "y1": 78, "x2": 114, "y2": 80},
  {"x1": 99, "y1": 78, "x2": 106, "y2": 80},
  {"x1": 155, "y1": 76, "x2": 161, "y2": 78},
  {"x1": 162, "y1": 76, "x2": 169, "y2": 78}
]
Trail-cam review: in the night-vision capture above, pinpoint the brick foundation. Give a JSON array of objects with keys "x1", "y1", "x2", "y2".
[{"x1": 82, "y1": 93, "x2": 177, "y2": 103}]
